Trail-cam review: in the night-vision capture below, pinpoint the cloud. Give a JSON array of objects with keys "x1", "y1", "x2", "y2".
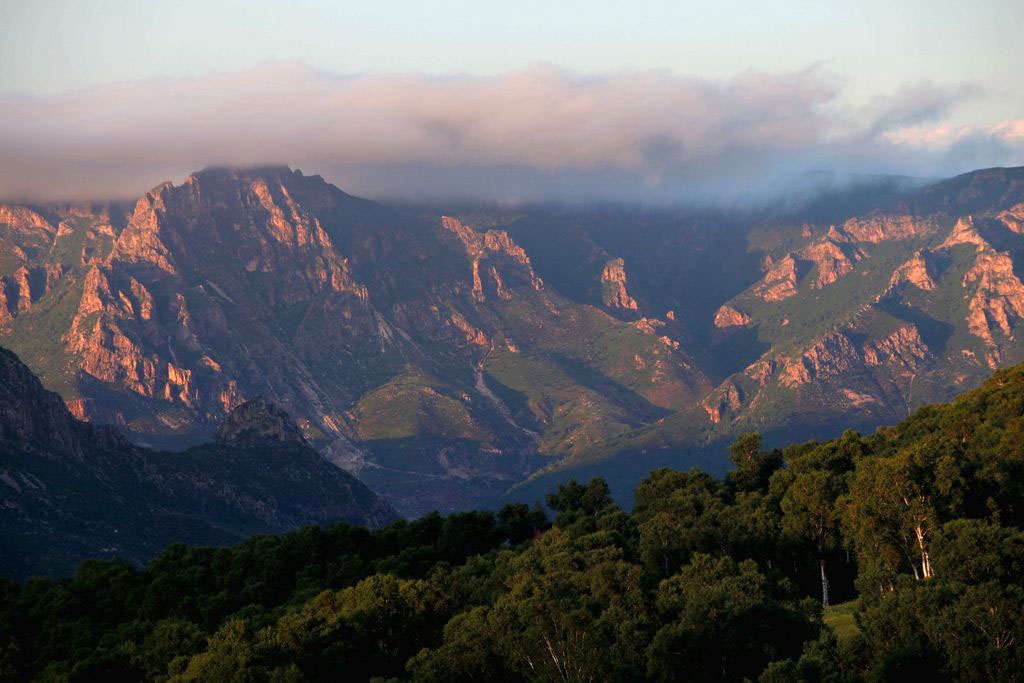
[
  {"x1": 0, "y1": 63, "x2": 1019, "y2": 203},
  {"x1": 862, "y1": 81, "x2": 982, "y2": 138},
  {"x1": 883, "y1": 118, "x2": 1024, "y2": 148}
]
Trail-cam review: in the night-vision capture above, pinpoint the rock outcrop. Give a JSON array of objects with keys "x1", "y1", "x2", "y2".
[
  {"x1": 599, "y1": 258, "x2": 639, "y2": 311},
  {"x1": 779, "y1": 332, "x2": 863, "y2": 387},
  {"x1": 752, "y1": 238, "x2": 859, "y2": 302},
  {"x1": 440, "y1": 215, "x2": 544, "y2": 301},
  {"x1": 802, "y1": 239, "x2": 857, "y2": 288},
  {"x1": 860, "y1": 325, "x2": 931, "y2": 370},
  {"x1": 713, "y1": 304, "x2": 751, "y2": 328},
  {"x1": 756, "y1": 254, "x2": 801, "y2": 301},
  {"x1": 215, "y1": 397, "x2": 308, "y2": 447},
  {"x1": 939, "y1": 216, "x2": 989, "y2": 251},
  {"x1": 926, "y1": 214, "x2": 1024, "y2": 362},
  {"x1": 835, "y1": 212, "x2": 933, "y2": 243},
  {"x1": 703, "y1": 381, "x2": 743, "y2": 424},
  {"x1": 962, "y1": 250, "x2": 1024, "y2": 355},
  {"x1": 778, "y1": 325, "x2": 930, "y2": 388},
  {"x1": 887, "y1": 251, "x2": 937, "y2": 292}
]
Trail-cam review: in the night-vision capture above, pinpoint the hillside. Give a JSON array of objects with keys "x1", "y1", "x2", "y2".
[
  {"x1": 0, "y1": 347, "x2": 397, "y2": 580},
  {"x1": 3, "y1": 357, "x2": 1023, "y2": 680}
]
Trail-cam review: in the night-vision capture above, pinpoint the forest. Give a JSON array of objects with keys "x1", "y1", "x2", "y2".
[{"x1": 3, "y1": 364, "x2": 1024, "y2": 682}]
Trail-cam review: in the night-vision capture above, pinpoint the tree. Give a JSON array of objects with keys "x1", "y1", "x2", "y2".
[
  {"x1": 781, "y1": 469, "x2": 843, "y2": 606},
  {"x1": 846, "y1": 440, "x2": 964, "y2": 584},
  {"x1": 647, "y1": 554, "x2": 817, "y2": 682},
  {"x1": 634, "y1": 469, "x2": 728, "y2": 578},
  {"x1": 412, "y1": 527, "x2": 654, "y2": 681},
  {"x1": 727, "y1": 433, "x2": 783, "y2": 494},
  {"x1": 498, "y1": 503, "x2": 550, "y2": 545},
  {"x1": 546, "y1": 478, "x2": 615, "y2": 530}
]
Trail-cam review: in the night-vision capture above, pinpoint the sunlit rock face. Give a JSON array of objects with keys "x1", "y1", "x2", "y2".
[{"x1": 599, "y1": 258, "x2": 639, "y2": 311}]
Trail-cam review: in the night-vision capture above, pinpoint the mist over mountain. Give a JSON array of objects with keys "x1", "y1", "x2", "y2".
[{"x1": 2, "y1": 64, "x2": 1021, "y2": 204}]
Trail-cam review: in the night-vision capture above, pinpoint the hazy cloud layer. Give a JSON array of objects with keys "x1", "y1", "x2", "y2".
[{"x1": 0, "y1": 64, "x2": 1020, "y2": 203}]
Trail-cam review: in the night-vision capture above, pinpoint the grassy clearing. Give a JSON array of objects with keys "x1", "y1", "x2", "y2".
[{"x1": 823, "y1": 599, "x2": 860, "y2": 643}]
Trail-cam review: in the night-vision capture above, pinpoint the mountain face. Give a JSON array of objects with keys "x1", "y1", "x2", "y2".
[
  {"x1": 0, "y1": 167, "x2": 711, "y2": 515},
  {"x1": 0, "y1": 347, "x2": 397, "y2": 580},
  {"x1": 2, "y1": 165, "x2": 1024, "y2": 512}
]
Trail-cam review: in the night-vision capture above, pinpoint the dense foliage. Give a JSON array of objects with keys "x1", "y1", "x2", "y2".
[{"x1": 5, "y1": 364, "x2": 1024, "y2": 681}]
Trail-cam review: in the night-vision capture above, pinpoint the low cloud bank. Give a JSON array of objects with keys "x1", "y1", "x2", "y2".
[{"x1": 0, "y1": 63, "x2": 1020, "y2": 203}]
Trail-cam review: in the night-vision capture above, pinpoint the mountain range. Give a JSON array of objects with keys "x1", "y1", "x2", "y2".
[{"x1": 2, "y1": 164, "x2": 1023, "y2": 515}]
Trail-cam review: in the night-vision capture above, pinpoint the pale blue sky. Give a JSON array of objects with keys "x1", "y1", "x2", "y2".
[{"x1": 0, "y1": 0, "x2": 1022, "y2": 201}]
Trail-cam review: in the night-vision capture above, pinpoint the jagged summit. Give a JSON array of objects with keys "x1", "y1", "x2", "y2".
[{"x1": 215, "y1": 397, "x2": 307, "y2": 448}]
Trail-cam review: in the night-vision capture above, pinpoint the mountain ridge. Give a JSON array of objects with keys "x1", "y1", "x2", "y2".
[
  {"x1": 3, "y1": 163, "x2": 1024, "y2": 513},
  {"x1": 0, "y1": 346, "x2": 397, "y2": 580}
]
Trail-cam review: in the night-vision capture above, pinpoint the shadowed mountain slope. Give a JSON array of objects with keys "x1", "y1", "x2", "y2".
[{"x1": 0, "y1": 346, "x2": 397, "y2": 580}]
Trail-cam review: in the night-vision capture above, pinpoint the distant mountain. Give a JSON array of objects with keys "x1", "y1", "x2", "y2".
[
  {"x1": 2, "y1": 165, "x2": 1024, "y2": 513},
  {"x1": 0, "y1": 346, "x2": 397, "y2": 580}
]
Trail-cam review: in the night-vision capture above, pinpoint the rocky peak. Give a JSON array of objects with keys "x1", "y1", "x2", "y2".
[
  {"x1": 214, "y1": 397, "x2": 307, "y2": 448},
  {"x1": 599, "y1": 258, "x2": 639, "y2": 311},
  {"x1": 939, "y1": 216, "x2": 989, "y2": 251},
  {"x1": 189, "y1": 164, "x2": 298, "y2": 184},
  {"x1": 887, "y1": 250, "x2": 937, "y2": 293},
  {"x1": 117, "y1": 166, "x2": 365, "y2": 298}
]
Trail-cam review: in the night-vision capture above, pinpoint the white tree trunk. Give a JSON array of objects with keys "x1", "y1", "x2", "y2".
[
  {"x1": 820, "y1": 557, "x2": 830, "y2": 607},
  {"x1": 914, "y1": 524, "x2": 933, "y2": 579}
]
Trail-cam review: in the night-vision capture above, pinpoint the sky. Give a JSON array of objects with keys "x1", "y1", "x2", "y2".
[{"x1": 1, "y1": 0, "x2": 1022, "y2": 202}]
